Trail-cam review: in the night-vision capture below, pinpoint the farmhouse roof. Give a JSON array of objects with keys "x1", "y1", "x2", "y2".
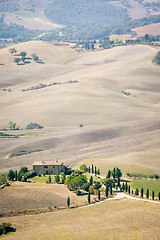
[{"x1": 33, "y1": 161, "x2": 63, "y2": 166}]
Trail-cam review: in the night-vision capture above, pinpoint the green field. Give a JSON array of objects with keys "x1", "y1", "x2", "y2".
[
  {"x1": 131, "y1": 179, "x2": 160, "y2": 196},
  {"x1": 30, "y1": 175, "x2": 56, "y2": 183}
]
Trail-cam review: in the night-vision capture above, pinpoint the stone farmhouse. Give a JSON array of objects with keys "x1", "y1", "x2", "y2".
[{"x1": 33, "y1": 161, "x2": 69, "y2": 175}]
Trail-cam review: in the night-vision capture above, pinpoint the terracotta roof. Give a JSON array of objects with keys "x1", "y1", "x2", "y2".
[{"x1": 33, "y1": 161, "x2": 63, "y2": 166}]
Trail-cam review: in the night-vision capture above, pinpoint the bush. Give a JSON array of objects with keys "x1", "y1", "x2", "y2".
[
  {"x1": 25, "y1": 122, "x2": 43, "y2": 129},
  {"x1": 76, "y1": 190, "x2": 81, "y2": 196},
  {"x1": 0, "y1": 222, "x2": 15, "y2": 235},
  {"x1": 7, "y1": 170, "x2": 15, "y2": 181},
  {"x1": 135, "y1": 188, "x2": 139, "y2": 196}
]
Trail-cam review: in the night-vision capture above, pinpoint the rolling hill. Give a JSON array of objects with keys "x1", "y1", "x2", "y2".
[{"x1": 0, "y1": 41, "x2": 160, "y2": 177}]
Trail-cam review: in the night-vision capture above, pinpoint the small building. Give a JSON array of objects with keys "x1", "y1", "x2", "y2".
[{"x1": 33, "y1": 161, "x2": 67, "y2": 175}]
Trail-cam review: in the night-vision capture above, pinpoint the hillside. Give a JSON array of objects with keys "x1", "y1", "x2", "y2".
[{"x1": 0, "y1": 41, "x2": 160, "y2": 178}]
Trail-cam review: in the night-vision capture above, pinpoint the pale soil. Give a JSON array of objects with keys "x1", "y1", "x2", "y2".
[
  {"x1": 1, "y1": 198, "x2": 160, "y2": 240},
  {"x1": 4, "y1": 12, "x2": 63, "y2": 31},
  {"x1": 0, "y1": 181, "x2": 93, "y2": 215},
  {"x1": 0, "y1": 42, "x2": 160, "y2": 176}
]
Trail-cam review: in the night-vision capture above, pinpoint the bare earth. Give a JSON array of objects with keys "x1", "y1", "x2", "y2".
[
  {"x1": 0, "y1": 42, "x2": 160, "y2": 177},
  {"x1": 0, "y1": 198, "x2": 160, "y2": 240}
]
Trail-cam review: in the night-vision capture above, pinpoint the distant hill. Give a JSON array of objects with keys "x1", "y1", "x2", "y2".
[{"x1": 44, "y1": 0, "x2": 130, "y2": 27}]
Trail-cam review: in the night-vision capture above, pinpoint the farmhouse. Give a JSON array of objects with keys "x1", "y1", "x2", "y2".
[{"x1": 33, "y1": 161, "x2": 67, "y2": 175}]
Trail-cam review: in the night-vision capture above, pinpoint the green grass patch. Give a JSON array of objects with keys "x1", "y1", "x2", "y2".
[
  {"x1": 131, "y1": 179, "x2": 160, "y2": 196},
  {"x1": 0, "y1": 132, "x2": 43, "y2": 138},
  {"x1": 30, "y1": 175, "x2": 55, "y2": 183}
]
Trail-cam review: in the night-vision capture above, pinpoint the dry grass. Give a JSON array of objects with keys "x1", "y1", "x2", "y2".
[
  {"x1": 133, "y1": 23, "x2": 160, "y2": 37},
  {"x1": 0, "y1": 43, "x2": 160, "y2": 176},
  {"x1": 0, "y1": 199, "x2": 160, "y2": 239},
  {"x1": 0, "y1": 181, "x2": 91, "y2": 216}
]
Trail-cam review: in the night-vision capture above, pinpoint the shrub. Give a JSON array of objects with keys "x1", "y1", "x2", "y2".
[
  {"x1": 80, "y1": 164, "x2": 88, "y2": 172},
  {"x1": 25, "y1": 122, "x2": 43, "y2": 129},
  {"x1": 76, "y1": 190, "x2": 81, "y2": 196},
  {"x1": 0, "y1": 222, "x2": 15, "y2": 235},
  {"x1": 7, "y1": 170, "x2": 15, "y2": 181},
  {"x1": 135, "y1": 188, "x2": 139, "y2": 196}
]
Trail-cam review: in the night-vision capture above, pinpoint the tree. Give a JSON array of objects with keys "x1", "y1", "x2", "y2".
[
  {"x1": 7, "y1": 170, "x2": 15, "y2": 181},
  {"x1": 9, "y1": 48, "x2": 17, "y2": 55},
  {"x1": 102, "y1": 178, "x2": 114, "y2": 187},
  {"x1": 8, "y1": 121, "x2": 16, "y2": 130},
  {"x1": 105, "y1": 186, "x2": 108, "y2": 197},
  {"x1": 135, "y1": 188, "x2": 139, "y2": 196},
  {"x1": 88, "y1": 192, "x2": 90, "y2": 204},
  {"x1": 21, "y1": 56, "x2": 26, "y2": 63},
  {"x1": 31, "y1": 53, "x2": 39, "y2": 62},
  {"x1": 152, "y1": 191, "x2": 154, "y2": 200},
  {"x1": 20, "y1": 51, "x2": 27, "y2": 57},
  {"x1": 67, "y1": 197, "x2": 70, "y2": 207},
  {"x1": 128, "y1": 185, "x2": 130, "y2": 194},
  {"x1": 95, "y1": 166, "x2": 97, "y2": 175},
  {"x1": 146, "y1": 189, "x2": 149, "y2": 199},
  {"x1": 112, "y1": 168, "x2": 116, "y2": 178},
  {"x1": 15, "y1": 170, "x2": 17, "y2": 181},
  {"x1": 54, "y1": 174, "x2": 60, "y2": 183},
  {"x1": 89, "y1": 176, "x2": 93, "y2": 186},
  {"x1": 88, "y1": 166, "x2": 90, "y2": 173},
  {"x1": 93, "y1": 181, "x2": 101, "y2": 190},
  {"x1": 141, "y1": 188, "x2": 143, "y2": 198},
  {"x1": 49, "y1": 175, "x2": 51, "y2": 183},
  {"x1": 122, "y1": 182, "x2": 125, "y2": 191},
  {"x1": 13, "y1": 58, "x2": 21, "y2": 65},
  {"x1": 110, "y1": 185, "x2": 112, "y2": 195},
  {"x1": 125, "y1": 182, "x2": 128, "y2": 192},
  {"x1": 80, "y1": 164, "x2": 88, "y2": 172},
  {"x1": 98, "y1": 169, "x2": 100, "y2": 175},
  {"x1": 61, "y1": 173, "x2": 66, "y2": 184},
  {"x1": 98, "y1": 189, "x2": 100, "y2": 200},
  {"x1": 117, "y1": 177, "x2": 120, "y2": 187},
  {"x1": 92, "y1": 164, "x2": 94, "y2": 174},
  {"x1": 89, "y1": 185, "x2": 94, "y2": 193},
  {"x1": 158, "y1": 192, "x2": 160, "y2": 201},
  {"x1": 115, "y1": 168, "x2": 122, "y2": 178},
  {"x1": 106, "y1": 170, "x2": 111, "y2": 178},
  {"x1": 154, "y1": 174, "x2": 159, "y2": 180}
]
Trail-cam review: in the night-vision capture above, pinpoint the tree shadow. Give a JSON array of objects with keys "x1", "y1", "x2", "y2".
[
  {"x1": 24, "y1": 61, "x2": 31, "y2": 64},
  {"x1": 0, "y1": 63, "x2": 4, "y2": 65},
  {"x1": 37, "y1": 60, "x2": 45, "y2": 64},
  {"x1": 25, "y1": 57, "x2": 32, "y2": 60}
]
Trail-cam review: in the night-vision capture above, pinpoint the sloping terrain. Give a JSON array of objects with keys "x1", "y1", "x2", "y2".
[
  {"x1": 1, "y1": 199, "x2": 160, "y2": 240},
  {"x1": 0, "y1": 42, "x2": 160, "y2": 175}
]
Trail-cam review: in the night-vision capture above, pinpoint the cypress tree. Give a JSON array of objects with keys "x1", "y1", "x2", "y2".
[
  {"x1": 88, "y1": 192, "x2": 90, "y2": 204},
  {"x1": 132, "y1": 190, "x2": 134, "y2": 195},
  {"x1": 158, "y1": 192, "x2": 160, "y2": 201},
  {"x1": 88, "y1": 166, "x2": 90, "y2": 173},
  {"x1": 89, "y1": 176, "x2": 93, "y2": 186},
  {"x1": 15, "y1": 170, "x2": 17, "y2": 181},
  {"x1": 98, "y1": 189, "x2": 100, "y2": 200},
  {"x1": 112, "y1": 167, "x2": 116, "y2": 178},
  {"x1": 146, "y1": 189, "x2": 149, "y2": 199},
  {"x1": 95, "y1": 166, "x2": 97, "y2": 175},
  {"x1": 110, "y1": 185, "x2": 112, "y2": 195},
  {"x1": 106, "y1": 170, "x2": 110, "y2": 178},
  {"x1": 128, "y1": 185, "x2": 130, "y2": 194},
  {"x1": 98, "y1": 169, "x2": 100, "y2": 175},
  {"x1": 117, "y1": 177, "x2": 120, "y2": 187},
  {"x1": 105, "y1": 186, "x2": 108, "y2": 197},
  {"x1": 67, "y1": 197, "x2": 70, "y2": 207},
  {"x1": 122, "y1": 182, "x2": 125, "y2": 191},
  {"x1": 125, "y1": 182, "x2": 128, "y2": 192},
  {"x1": 141, "y1": 188, "x2": 143, "y2": 198},
  {"x1": 92, "y1": 164, "x2": 94, "y2": 174},
  {"x1": 152, "y1": 191, "x2": 154, "y2": 200},
  {"x1": 49, "y1": 175, "x2": 51, "y2": 183}
]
